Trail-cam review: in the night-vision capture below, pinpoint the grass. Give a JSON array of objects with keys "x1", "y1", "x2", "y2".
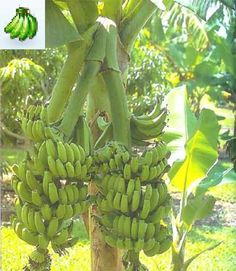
[
  {"x1": 2, "y1": 223, "x2": 236, "y2": 271},
  {"x1": 0, "y1": 147, "x2": 27, "y2": 165}
]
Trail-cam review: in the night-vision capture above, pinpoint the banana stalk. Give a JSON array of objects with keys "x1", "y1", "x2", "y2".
[
  {"x1": 102, "y1": 23, "x2": 131, "y2": 149},
  {"x1": 59, "y1": 25, "x2": 107, "y2": 139}
]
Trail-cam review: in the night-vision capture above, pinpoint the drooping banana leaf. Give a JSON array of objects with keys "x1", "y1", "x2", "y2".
[{"x1": 46, "y1": 0, "x2": 82, "y2": 48}]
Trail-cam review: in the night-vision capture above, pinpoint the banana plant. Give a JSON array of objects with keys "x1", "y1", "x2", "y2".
[
  {"x1": 10, "y1": 1, "x2": 232, "y2": 271},
  {"x1": 10, "y1": 1, "x2": 178, "y2": 271},
  {"x1": 165, "y1": 86, "x2": 233, "y2": 271}
]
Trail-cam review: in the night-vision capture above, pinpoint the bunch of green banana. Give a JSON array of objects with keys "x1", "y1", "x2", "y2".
[
  {"x1": 93, "y1": 140, "x2": 172, "y2": 270},
  {"x1": 93, "y1": 140, "x2": 170, "y2": 183},
  {"x1": 130, "y1": 100, "x2": 168, "y2": 143},
  {"x1": 21, "y1": 104, "x2": 51, "y2": 142},
  {"x1": 11, "y1": 134, "x2": 91, "y2": 270},
  {"x1": 4, "y1": 7, "x2": 38, "y2": 41},
  {"x1": 100, "y1": 214, "x2": 172, "y2": 255},
  {"x1": 29, "y1": 139, "x2": 92, "y2": 180}
]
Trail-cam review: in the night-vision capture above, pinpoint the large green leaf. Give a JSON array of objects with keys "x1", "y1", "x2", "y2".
[
  {"x1": 174, "y1": 0, "x2": 235, "y2": 20},
  {"x1": 182, "y1": 194, "x2": 216, "y2": 226},
  {"x1": 46, "y1": 0, "x2": 82, "y2": 48},
  {"x1": 169, "y1": 108, "x2": 220, "y2": 191},
  {"x1": 164, "y1": 85, "x2": 197, "y2": 163}
]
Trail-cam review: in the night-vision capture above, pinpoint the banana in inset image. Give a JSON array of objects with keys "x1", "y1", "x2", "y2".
[{"x1": 4, "y1": 7, "x2": 38, "y2": 41}]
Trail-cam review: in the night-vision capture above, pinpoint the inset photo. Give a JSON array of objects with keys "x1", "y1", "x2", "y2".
[{"x1": 0, "y1": 0, "x2": 45, "y2": 49}]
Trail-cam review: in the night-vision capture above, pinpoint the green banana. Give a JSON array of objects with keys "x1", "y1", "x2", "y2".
[
  {"x1": 78, "y1": 145, "x2": 86, "y2": 164},
  {"x1": 65, "y1": 185, "x2": 75, "y2": 204},
  {"x1": 17, "y1": 182, "x2": 32, "y2": 202},
  {"x1": 48, "y1": 182, "x2": 59, "y2": 204},
  {"x1": 15, "y1": 199, "x2": 22, "y2": 219},
  {"x1": 130, "y1": 156, "x2": 139, "y2": 174},
  {"x1": 46, "y1": 139, "x2": 57, "y2": 159},
  {"x1": 47, "y1": 217, "x2": 59, "y2": 238},
  {"x1": 158, "y1": 237, "x2": 172, "y2": 254},
  {"x1": 127, "y1": 179, "x2": 135, "y2": 202},
  {"x1": 71, "y1": 185, "x2": 80, "y2": 203},
  {"x1": 140, "y1": 165, "x2": 150, "y2": 182},
  {"x1": 58, "y1": 188, "x2": 68, "y2": 204},
  {"x1": 123, "y1": 216, "x2": 131, "y2": 238},
  {"x1": 38, "y1": 234, "x2": 49, "y2": 250},
  {"x1": 144, "y1": 241, "x2": 160, "y2": 257},
  {"x1": 56, "y1": 204, "x2": 66, "y2": 219},
  {"x1": 122, "y1": 151, "x2": 130, "y2": 164},
  {"x1": 26, "y1": 170, "x2": 42, "y2": 193},
  {"x1": 65, "y1": 162, "x2": 75, "y2": 178},
  {"x1": 5, "y1": 14, "x2": 20, "y2": 33},
  {"x1": 55, "y1": 159, "x2": 67, "y2": 178},
  {"x1": 40, "y1": 204, "x2": 52, "y2": 221},
  {"x1": 137, "y1": 220, "x2": 147, "y2": 239},
  {"x1": 140, "y1": 199, "x2": 151, "y2": 219},
  {"x1": 131, "y1": 190, "x2": 141, "y2": 212},
  {"x1": 143, "y1": 238, "x2": 156, "y2": 252},
  {"x1": 143, "y1": 150, "x2": 153, "y2": 166},
  {"x1": 43, "y1": 171, "x2": 53, "y2": 196},
  {"x1": 109, "y1": 158, "x2": 117, "y2": 171},
  {"x1": 28, "y1": 14, "x2": 38, "y2": 39},
  {"x1": 157, "y1": 182, "x2": 168, "y2": 205},
  {"x1": 22, "y1": 228, "x2": 39, "y2": 246},
  {"x1": 117, "y1": 215, "x2": 126, "y2": 236},
  {"x1": 64, "y1": 205, "x2": 74, "y2": 219},
  {"x1": 70, "y1": 143, "x2": 81, "y2": 161},
  {"x1": 117, "y1": 177, "x2": 126, "y2": 194},
  {"x1": 134, "y1": 238, "x2": 144, "y2": 252},
  {"x1": 123, "y1": 164, "x2": 131, "y2": 180},
  {"x1": 150, "y1": 188, "x2": 160, "y2": 212},
  {"x1": 65, "y1": 143, "x2": 75, "y2": 163},
  {"x1": 10, "y1": 14, "x2": 24, "y2": 39},
  {"x1": 34, "y1": 211, "x2": 46, "y2": 234},
  {"x1": 21, "y1": 203, "x2": 30, "y2": 227},
  {"x1": 131, "y1": 218, "x2": 138, "y2": 240},
  {"x1": 100, "y1": 215, "x2": 114, "y2": 228},
  {"x1": 116, "y1": 238, "x2": 125, "y2": 249},
  {"x1": 75, "y1": 160, "x2": 82, "y2": 177},
  {"x1": 32, "y1": 190, "x2": 43, "y2": 206},
  {"x1": 52, "y1": 229, "x2": 69, "y2": 245},
  {"x1": 145, "y1": 223, "x2": 156, "y2": 240},
  {"x1": 57, "y1": 141, "x2": 67, "y2": 163},
  {"x1": 48, "y1": 156, "x2": 58, "y2": 176},
  {"x1": 120, "y1": 194, "x2": 129, "y2": 213},
  {"x1": 146, "y1": 205, "x2": 165, "y2": 223},
  {"x1": 113, "y1": 192, "x2": 122, "y2": 210},
  {"x1": 156, "y1": 226, "x2": 168, "y2": 242}
]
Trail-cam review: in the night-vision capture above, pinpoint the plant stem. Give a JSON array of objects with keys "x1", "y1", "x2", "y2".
[
  {"x1": 58, "y1": 61, "x2": 101, "y2": 139},
  {"x1": 47, "y1": 42, "x2": 86, "y2": 123},
  {"x1": 102, "y1": 70, "x2": 131, "y2": 149}
]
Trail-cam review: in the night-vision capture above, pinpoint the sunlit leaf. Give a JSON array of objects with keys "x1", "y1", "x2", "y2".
[
  {"x1": 164, "y1": 85, "x2": 197, "y2": 164},
  {"x1": 169, "y1": 109, "x2": 220, "y2": 191}
]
